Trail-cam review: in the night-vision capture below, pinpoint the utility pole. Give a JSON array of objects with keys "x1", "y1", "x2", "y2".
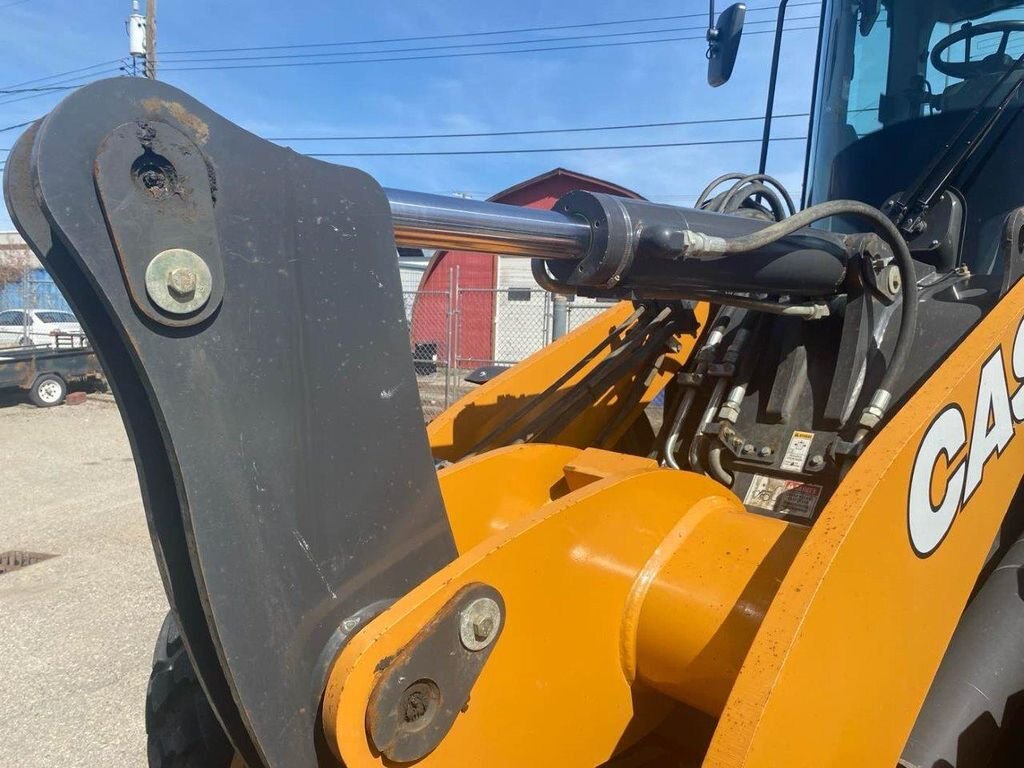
[
  {"x1": 145, "y1": 0, "x2": 157, "y2": 79},
  {"x1": 127, "y1": 1, "x2": 145, "y2": 77}
]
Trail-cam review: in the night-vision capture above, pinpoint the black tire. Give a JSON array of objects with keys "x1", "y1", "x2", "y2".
[
  {"x1": 146, "y1": 612, "x2": 235, "y2": 768},
  {"x1": 29, "y1": 373, "x2": 66, "y2": 407}
]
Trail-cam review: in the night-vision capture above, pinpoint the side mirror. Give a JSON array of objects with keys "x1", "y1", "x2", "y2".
[
  {"x1": 858, "y1": 0, "x2": 881, "y2": 36},
  {"x1": 707, "y1": 3, "x2": 747, "y2": 87}
]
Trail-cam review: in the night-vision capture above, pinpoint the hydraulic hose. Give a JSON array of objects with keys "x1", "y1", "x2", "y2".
[
  {"x1": 696, "y1": 172, "x2": 749, "y2": 207},
  {"x1": 697, "y1": 199, "x2": 918, "y2": 433},
  {"x1": 720, "y1": 174, "x2": 797, "y2": 217},
  {"x1": 696, "y1": 172, "x2": 797, "y2": 217},
  {"x1": 721, "y1": 182, "x2": 787, "y2": 221}
]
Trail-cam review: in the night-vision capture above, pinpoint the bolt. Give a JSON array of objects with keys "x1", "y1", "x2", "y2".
[
  {"x1": 758, "y1": 446, "x2": 772, "y2": 458},
  {"x1": 742, "y1": 444, "x2": 755, "y2": 455},
  {"x1": 145, "y1": 249, "x2": 213, "y2": 316},
  {"x1": 809, "y1": 455, "x2": 825, "y2": 470},
  {"x1": 403, "y1": 689, "x2": 428, "y2": 723},
  {"x1": 886, "y1": 265, "x2": 902, "y2": 296},
  {"x1": 141, "y1": 168, "x2": 166, "y2": 190},
  {"x1": 459, "y1": 596, "x2": 501, "y2": 651},
  {"x1": 167, "y1": 266, "x2": 198, "y2": 299},
  {"x1": 472, "y1": 615, "x2": 495, "y2": 642},
  {"x1": 399, "y1": 680, "x2": 439, "y2": 731}
]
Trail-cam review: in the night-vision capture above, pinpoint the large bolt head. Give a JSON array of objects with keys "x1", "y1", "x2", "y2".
[
  {"x1": 167, "y1": 267, "x2": 198, "y2": 298},
  {"x1": 459, "y1": 597, "x2": 501, "y2": 651},
  {"x1": 145, "y1": 249, "x2": 213, "y2": 315}
]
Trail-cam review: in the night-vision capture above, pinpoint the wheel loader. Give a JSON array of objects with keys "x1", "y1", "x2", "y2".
[{"x1": 6, "y1": 0, "x2": 1024, "y2": 765}]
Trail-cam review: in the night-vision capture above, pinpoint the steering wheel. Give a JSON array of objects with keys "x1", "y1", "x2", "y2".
[{"x1": 931, "y1": 20, "x2": 1024, "y2": 79}]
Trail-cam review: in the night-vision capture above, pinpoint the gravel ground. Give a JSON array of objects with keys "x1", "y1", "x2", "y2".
[
  {"x1": 0, "y1": 377, "x2": 663, "y2": 766},
  {"x1": 0, "y1": 393, "x2": 165, "y2": 767},
  {"x1": 0, "y1": 375, "x2": 466, "y2": 766}
]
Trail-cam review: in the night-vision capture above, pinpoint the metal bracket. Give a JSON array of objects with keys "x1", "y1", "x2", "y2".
[
  {"x1": 94, "y1": 119, "x2": 224, "y2": 326},
  {"x1": 4, "y1": 78, "x2": 457, "y2": 768},
  {"x1": 367, "y1": 584, "x2": 505, "y2": 763}
]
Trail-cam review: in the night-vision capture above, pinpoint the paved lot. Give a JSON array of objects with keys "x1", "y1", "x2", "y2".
[{"x1": 0, "y1": 394, "x2": 164, "y2": 767}]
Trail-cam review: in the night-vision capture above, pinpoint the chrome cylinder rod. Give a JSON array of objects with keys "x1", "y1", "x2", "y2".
[{"x1": 385, "y1": 188, "x2": 591, "y2": 260}]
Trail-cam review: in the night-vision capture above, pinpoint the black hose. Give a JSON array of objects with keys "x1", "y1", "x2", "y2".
[
  {"x1": 717, "y1": 199, "x2": 918, "y2": 419},
  {"x1": 695, "y1": 172, "x2": 748, "y2": 207},
  {"x1": 721, "y1": 173, "x2": 797, "y2": 217},
  {"x1": 721, "y1": 182, "x2": 787, "y2": 221}
]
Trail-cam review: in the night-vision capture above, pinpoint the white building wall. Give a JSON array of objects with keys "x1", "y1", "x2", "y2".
[
  {"x1": 397, "y1": 251, "x2": 432, "y2": 320},
  {"x1": 493, "y1": 256, "x2": 550, "y2": 363}
]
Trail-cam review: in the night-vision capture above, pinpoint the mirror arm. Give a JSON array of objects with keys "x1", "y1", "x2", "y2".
[{"x1": 759, "y1": 0, "x2": 791, "y2": 175}]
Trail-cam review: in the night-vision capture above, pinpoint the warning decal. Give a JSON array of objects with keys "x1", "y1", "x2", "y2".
[
  {"x1": 744, "y1": 474, "x2": 822, "y2": 520},
  {"x1": 780, "y1": 430, "x2": 815, "y2": 473}
]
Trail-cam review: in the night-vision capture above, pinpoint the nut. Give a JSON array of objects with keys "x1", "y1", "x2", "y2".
[{"x1": 459, "y1": 597, "x2": 501, "y2": 651}]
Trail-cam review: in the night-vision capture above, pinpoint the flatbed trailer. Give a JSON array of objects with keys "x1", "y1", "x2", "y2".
[{"x1": 0, "y1": 343, "x2": 103, "y2": 406}]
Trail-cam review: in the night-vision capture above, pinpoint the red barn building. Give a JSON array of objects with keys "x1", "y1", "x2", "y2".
[{"x1": 410, "y1": 168, "x2": 643, "y2": 368}]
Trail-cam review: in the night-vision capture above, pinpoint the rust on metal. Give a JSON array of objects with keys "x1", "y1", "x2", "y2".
[{"x1": 140, "y1": 98, "x2": 210, "y2": 145}]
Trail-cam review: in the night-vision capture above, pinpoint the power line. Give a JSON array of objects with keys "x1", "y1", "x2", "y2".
[
  {"x1": 0, "y1": 119, "x2": 37, "y2": 133},
  {"x1": 268, "y1": 112, "x2": 809, "y2": 142},
  {"x1": 0, "y1": 58, "x2": 122, "y2": 91},
  {"x1": 0, "y1": 83, "x2": 87, "y2": 94},
  {"x1": 0, "y1": 67, "x2": 124, "y2": 107},
  {"x1": 306, "y1": 135, "x2": 807, "y2": 157},
  {"x1": 163, "y1": 1, "x2": 820, "y2": 56},
  {"x1": 164, "y1": 25, "x2": 820, "y2": 73},
  {"x1": 163, "y1": 14, "x2": 820, "y2": 66}
]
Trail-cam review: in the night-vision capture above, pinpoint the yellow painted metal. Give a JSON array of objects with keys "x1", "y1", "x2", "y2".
[
  {"x1": 426, "y1": 301, "x2": 708, "y2": 462},
  {"x1": 630, "y1": 507, "x2": 805, "y2": 717},
  {"x1": 562, "y1": 448, "x2": 660, "y2": 491},
  {"x1": 703, "y1": 281, "x2": 1024, "y2": 767},
  {"x1": 317, "y1": 282, "x2": 1024, "y2": 767},
  {"x1": 436, "y1": 443, "x2": 585, "y2": 553},
  {"x1": 323, "y1": 447, "x2": 805, "y2": 767}
]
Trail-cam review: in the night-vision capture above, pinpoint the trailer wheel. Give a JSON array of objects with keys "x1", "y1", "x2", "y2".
[
  {"x1": 29, "y1": 374, "x2": 66, "y2": 407},
  {"x1": 146, "y1": 612, "x2": 235, "y2": 768}
]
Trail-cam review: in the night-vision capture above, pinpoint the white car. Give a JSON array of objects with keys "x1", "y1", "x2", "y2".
[{"x1": 0, "y1": 308, "x2": 86, "y2": 348}]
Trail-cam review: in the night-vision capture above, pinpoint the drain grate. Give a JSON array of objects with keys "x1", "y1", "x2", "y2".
[{"x1": 0, "y1": 550, "x2": 57, "y2": 575}]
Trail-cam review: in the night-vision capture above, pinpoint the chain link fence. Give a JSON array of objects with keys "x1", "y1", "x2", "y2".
[
  {"x1": 405, "y1": 272, "x2": 620, "y2": 421},
  {"x1": 0, "y1": 263, "x2": 630, "y2": 423},
  {"x1": 0, "y1": 268, "x2": 81, "y2": 349}
]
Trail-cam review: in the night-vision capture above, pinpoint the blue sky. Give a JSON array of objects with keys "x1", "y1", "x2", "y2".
[{"x1": 0, "y1": 0, "x2": 820, "y2": 231}]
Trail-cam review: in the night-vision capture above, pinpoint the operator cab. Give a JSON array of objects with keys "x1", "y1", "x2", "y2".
[{"x1": 808, "y1": 0, "x2": 1024, "y2": 278}]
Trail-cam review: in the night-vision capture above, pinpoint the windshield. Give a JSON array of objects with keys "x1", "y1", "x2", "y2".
[{"x1": 807, "y1": 0, "x2": 1024, "y2": 273}]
